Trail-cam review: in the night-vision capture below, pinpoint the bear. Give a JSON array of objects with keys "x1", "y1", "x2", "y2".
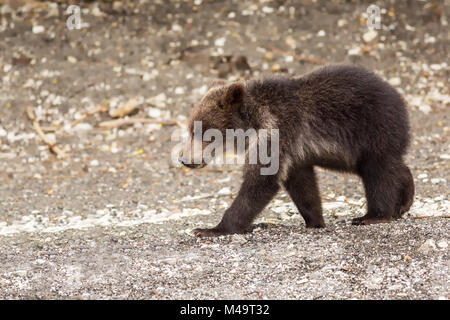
[{"x1": 179, "y1": 65, "x2": 415, "y2": 237}]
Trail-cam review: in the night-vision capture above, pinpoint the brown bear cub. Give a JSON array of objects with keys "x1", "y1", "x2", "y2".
[{"x1": 179, "y1": 65, "x2": 415, "y2": 237}]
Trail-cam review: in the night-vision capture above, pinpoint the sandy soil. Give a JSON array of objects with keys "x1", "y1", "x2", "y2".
[{"x1": 0, "y1": 0, "x2": 448, "y2": 299}]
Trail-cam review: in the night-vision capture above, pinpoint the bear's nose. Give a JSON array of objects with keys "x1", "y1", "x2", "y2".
[{"x1": 179, "y1": 156, "x2": 202, "y2": 169}]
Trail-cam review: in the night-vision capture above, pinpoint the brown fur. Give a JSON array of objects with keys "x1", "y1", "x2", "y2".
[{"x1": 180, "y1": 65, "x2": 415, "y2": 237}]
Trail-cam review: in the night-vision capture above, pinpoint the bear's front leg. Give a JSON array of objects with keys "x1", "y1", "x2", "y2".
[{"x1": 193, "y1": 168, "x2": 280, "y2": 237}]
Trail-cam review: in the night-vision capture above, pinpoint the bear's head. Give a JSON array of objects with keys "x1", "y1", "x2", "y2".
[{"x1": 179, "y1": 80, "x2": 249, "y2": 168}]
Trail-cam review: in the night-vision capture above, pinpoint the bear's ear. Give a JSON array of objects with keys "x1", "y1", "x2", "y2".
[
  {"x1": 221, "y1": 82, "x2": 246, "y2": 112},
  {"x1": 208, "y1": 79, "x2": 226, "y2": 90}
]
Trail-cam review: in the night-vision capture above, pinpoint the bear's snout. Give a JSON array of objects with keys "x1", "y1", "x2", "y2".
[
  {"x1": 179, "y1": 142, "x2": 207, "y2": 169},
  {"x1": 178, "y1": 152, "x2": 205, "y2": 169},
  {"x1": 179, "y1": 157, "x2": 200, "y2": 168}
]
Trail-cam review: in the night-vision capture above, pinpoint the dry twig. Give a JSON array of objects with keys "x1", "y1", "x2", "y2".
[
  {"x1": 98, "y1": 118, "x2": 183, "y2": 129},
  {"x1": 109, "y1": 97, "x2": 139, "y2": 118},
  {"x1": 71, "y1": 101, "x2": 109, "y2": 128},
  {"x1": 244, "y1": 290, "x2": 263, "y2": 299},
  {"x1": 26, "y1": 106, "x2": 68, "y2": 159}
]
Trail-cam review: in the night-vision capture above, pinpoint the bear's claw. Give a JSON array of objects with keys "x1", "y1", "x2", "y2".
[
  {"x1": 351, "y1": 216, "x2": 392, "y2": 225},
  {"x1": 193, "y1": 227, "x2": 231, "y2": 237}
]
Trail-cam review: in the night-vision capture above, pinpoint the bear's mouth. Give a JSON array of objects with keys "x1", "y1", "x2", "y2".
[{"x1": 181, "y1": 161, "x2": 207, "y2": 169}]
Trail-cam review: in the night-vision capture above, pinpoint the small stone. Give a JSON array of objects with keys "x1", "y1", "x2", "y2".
[
  {"x1": 171, "y1": 24, "x2": 182, "y2": 33},
  {"x1": 147, "y1": 93, "x2": 167, "y2": 109},
  {"x1": 162, "y1": 258, "x2": 177, "y2": 265},
  {"x1": 271, "y1": 64, "x2": 281, "y2": 72},
  {"x1": 32, "y1": 25, "x2": 45, "y2": 34},
  {"x1": 262, "y1": 6, "x2": 274, "y2": 14},
  {"x1": 437, "y1": 240, "x2": 448, "y2": 249},
  {"x1": 113, "y1": 1, "x2": 122, "y2": 11},
  {"x1": 389, "y1": 77, "x2": 401, "y2": 86},
  {"x1": 72, "y1": 123, "x2": 93, "y2": 135},
  {"x1": 215, "y1": 37, "x2": 226, "y2": 47},
  {"x1": 90, "y1": 159, "x2": 99, "y2": 167},
  {"x1": 142, "y1": 73, "x2": 152, "y2": 81},
  {"x1": 285, "y1": 36, "x2": 297, "y2": 49},
  {"x1": 348, "y1": 47, "x2": 361, "y2": 56},
  {"x1": 264, "y1": 52, "x2": 274, "y2": 62},
  {"x1": 418, "y1": 239, "x2": 436, "y2": 254},
  {"x1": 418, "y1": 104, "x2": 431, "y2": 114},
  {"x1": 217, "y1": 187, "x2": 231, "y2": 196},
  {"x1": 174, "y1": 87, "x2": 185, "y2": 95},
  {"x1": 363, "y1": 30, "x2": 378, "y2": 43},
  {"x1": 91, "y1": 5, "x2": 105, "y2": 17},
  {"x1": 67, "y1": 56, "x2": 77, "y2": 64},
  {"x1": 148, "y1": 108, "x2": 162, "y2": 118},
  {"x1": 317, "y1": 30, "x2": 326, "y2": 37},
  {"x1": 231, "y1": 234, "x2": 247, "y2": 244},
  {"x1": 337, "y1": 19, "x2": 348, "y2": 27},
  {"x1": 15, "y1": 270, "x2": 28, "y2": 277}
]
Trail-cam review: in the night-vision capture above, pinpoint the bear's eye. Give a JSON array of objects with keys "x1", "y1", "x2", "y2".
[{"x1": 217, "y1": 100, "x2": 223, "y2": 109}]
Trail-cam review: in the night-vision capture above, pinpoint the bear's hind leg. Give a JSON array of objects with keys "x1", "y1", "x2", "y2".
[
  {"x1": 283, "y1": 166, "x2": 325, "y2": 228},
  {"x1": 352, "y1": 158, "x2": 401, "y2": 225},
  {"x1": 393, "y1": 162, "x2": 415, "y2": 219}
]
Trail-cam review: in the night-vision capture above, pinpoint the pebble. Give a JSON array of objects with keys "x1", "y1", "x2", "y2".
[
  {"x1": 217, "y1": 187, "x2": 231, "y2": 196},
  {"x1": 67, "y1": 56, "x2": 78, "y2": 64},
  {"x1": 347, "y1": 47, "x2": 361, "y2": 56},
  {"x1": 147, "y1": 93, "x2": 167, "y2": 109},
  {"x1": 430, "y1": 178, "x2": 443, "y2": 184},
  {"x1": 389, "y1": 77, "x2": 401, "y2": 86},
  {"x1": 90, "y1": 159, "x2": 99, "y2": 167},
  {"x1": 72, "y1": 123, "x2": 93, "y2": 134},
  {"x1": 148, "y1": 107, "x2": 162, "y2": 118},
  {"x1": 231, "y1": 234, "x2": 247, "y2": 244},
  {"x1": 15, "y1": 270, "x2": 28, "y2": 277},
  {"x1": 113, "y1": 1, "x2": 122, "y2": 11},
  {"x1": 262, "y1": 6, "x2": 274, "y2": 14},
  {"x1": 285, "y1": 36, "x2": 297, "y2": 49},
  {"x1": 363, "y1": 30, "x2": 378, "y2": 43},
  {"x1": 264, "y1": 52, "x2": 274, "y2": 62},
  {"x1": 214, "y1": 38, "x2": 226, "y2": 47},
  {"x1": 162, "y1": 258, "x2": 177, "y2": 265},
  {"x1": 418, "y1": 239, "x2": 436, "y2": 254},
  {"x1": 436, "y1": 240, "x2": 448, "y2": 249},
  {"x1": 174, "y1": 87, "x2": 185, "y2": 95},
  {"x1": 418, "y1": 104, "x2": 431, "y2": 114},
  {"x1": 271, "y1": 64, "x2": 281, "y2": 72},
  {"x1": 337, "y1": 19, "x2": 348, "y2": 27},
  {"x1": 32, "y1": 25, "x2": 45, "y2": 34}
]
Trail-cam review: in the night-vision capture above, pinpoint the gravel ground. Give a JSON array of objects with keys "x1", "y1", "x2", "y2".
[{"x1": 0, "y1": 0, "x2": 448, "y2": 299}]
